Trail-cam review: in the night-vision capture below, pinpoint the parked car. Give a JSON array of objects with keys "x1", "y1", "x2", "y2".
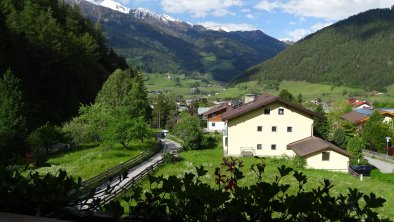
[{"x1": 350, "y1": 165, "x2": 377, "y2": 176}]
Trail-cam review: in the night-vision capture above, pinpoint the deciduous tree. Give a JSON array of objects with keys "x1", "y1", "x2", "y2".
[
  {"x1": 175, "y1": 112, "x2": 204, "y2": 150},
  {"x1": 362, "y1": 111, "x2": 393, "y2": 153}
]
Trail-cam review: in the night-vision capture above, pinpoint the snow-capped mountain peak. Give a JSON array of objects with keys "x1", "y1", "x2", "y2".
[
  {"x1": 85, "y1": 0, "x2": 129, "y2": 13},
  {"x1": 202, "y1": 25, "x2": 230, "y2": 32},
  {"x1": 131, "y1": 8, "x2": 183, "y2": 24}
]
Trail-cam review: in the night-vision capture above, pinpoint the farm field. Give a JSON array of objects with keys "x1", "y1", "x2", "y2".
[
  {"x1": 133, "y1": 146, "x2": 394, "y2": 219},
  {"x1": 35, "y1": 140, "x2": 156, "y2": 180}
]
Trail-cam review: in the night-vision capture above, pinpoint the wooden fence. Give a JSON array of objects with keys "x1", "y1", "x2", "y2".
[
  {"x1": 348, "y1": 167, "x2": 360, "y2": 178},
  {"x1": 100, "y1": 158, "x2": 165, "y2": 206}
]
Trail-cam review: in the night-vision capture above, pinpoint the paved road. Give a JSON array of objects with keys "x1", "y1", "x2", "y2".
[
  {"x1": 364, "y1": 156, "x2": 394, "y2": 173},
  {"x1": 80, "y1": 139, "x2": 182, "y2": 209}
]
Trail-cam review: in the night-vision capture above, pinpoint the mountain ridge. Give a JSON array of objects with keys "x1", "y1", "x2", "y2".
[
  {"x1": 66, "y1": 0, "x2": 287, "y2": 82},
  {"x1": 238, "y1": 7, "x2": 394, "y2": 90}
]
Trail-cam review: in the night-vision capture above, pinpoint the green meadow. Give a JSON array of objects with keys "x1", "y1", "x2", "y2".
[{"x1": 35, "y1": 140, "x2": 156, "y2": 180}]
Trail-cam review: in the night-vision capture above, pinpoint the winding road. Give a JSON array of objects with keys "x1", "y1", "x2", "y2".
[{"x1": 364, "y1": 156, "x2": 394, "y2": 173}]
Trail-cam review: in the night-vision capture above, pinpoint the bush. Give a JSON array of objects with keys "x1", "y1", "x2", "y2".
[
  {"x1": 0, "y1": 166, "x2": 82, "y2": 218},
  {"x1": 27, "y1": 123, "x2": 71, "y2": 163},
  {"x1": 112, "y1": 158, "x2": 389, "y2": 221},
  {"x1": 291, "y1": 155, "x2": 307, "y2": 169}
]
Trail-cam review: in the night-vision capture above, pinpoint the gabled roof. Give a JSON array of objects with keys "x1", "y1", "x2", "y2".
[
  {"x1": 222, "y1": 93, "x2": 320, "y2": 121},
  {"x1": 352, "y1": 100, "x2": 371, "y2": 107},
  {"x1": 341, "y1": 111, "x2": 368, "y2": 123},
  {"x1": 203, "y1": 103, "x2": 231, "y2": 116},
  {"x1": 287, "y1": 136, "x2": 351, "y2": 157}
]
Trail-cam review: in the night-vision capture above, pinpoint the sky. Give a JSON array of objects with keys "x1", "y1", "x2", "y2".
[{"x1": 117, "y1": 0, "x2": 393, "y2": 41}]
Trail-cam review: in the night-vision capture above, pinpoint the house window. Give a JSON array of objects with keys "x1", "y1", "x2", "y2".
[
  {"x1": 322, "y1": 152, "x2": 330, "y2": 161},
  {"x1": 225, "y1": 137, "x2": 228, "y2": 146},
  {"x1": 287, "y1": 127, "x2": 292, "y2": 132},
  {"x1": 257, "y1": 144, "x2": 262, "y2": 150},
  {"x1": 278, "y1": 108, "x2": 284, "y2": 115},
  {"x1": 264, "y1": 108, "x2": 270, "y2": 115},
  {"x1": 272, "y1": 126, "x2": 277, "y2": 132},
  {"x1": 212, "y1": 122, "x2": 215, "y2": 127},
  {"x1": 271, "y1": 144, "x2": 276, "y2": 150},
  {"x1": 257, "y1": 126, "x2": 262, "y2": 132}
]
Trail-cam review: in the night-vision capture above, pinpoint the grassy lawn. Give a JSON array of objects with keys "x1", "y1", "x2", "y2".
[
  {"x1": 133, "y1": 146, "x2": 394, "y2": 219},
  {"x1": 35, "y1": 140, "x2": 156, "y2": 180}
]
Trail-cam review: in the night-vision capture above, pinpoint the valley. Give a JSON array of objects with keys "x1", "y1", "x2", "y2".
[
  {"x1": 143, "y1": 72, "x2": 394, "y2": 105},
  {"x1": 1, "y1": 0, "x2": 394, "y2": 221}
]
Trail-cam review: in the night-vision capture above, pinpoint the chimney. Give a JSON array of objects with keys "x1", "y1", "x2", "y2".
[{"x1": 244, "y1": 94, "x2": 257, "y2": 103}]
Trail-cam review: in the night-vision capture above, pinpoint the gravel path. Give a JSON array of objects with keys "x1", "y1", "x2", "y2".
[{"x1": 364, "y1": 156, "x2": 394, "y2": 173}]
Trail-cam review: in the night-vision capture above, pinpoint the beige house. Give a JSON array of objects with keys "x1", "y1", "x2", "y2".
[{"x1": 222, "y1": 93, "x2": 350, "y2": 171}]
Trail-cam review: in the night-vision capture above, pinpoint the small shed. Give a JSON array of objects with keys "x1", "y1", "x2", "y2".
[{"x1": 288, "y1": 137, "x2": 350, "y2": 172}]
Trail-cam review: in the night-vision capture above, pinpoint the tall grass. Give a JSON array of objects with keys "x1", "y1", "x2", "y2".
[{"x1": 35, "y1": 140, "x2": 156, "y2": 180}]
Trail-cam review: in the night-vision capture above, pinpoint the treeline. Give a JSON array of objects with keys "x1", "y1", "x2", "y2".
[
  {"x1": 0, "y1": 0, "x2": 128, "y2": 127},
  {"x1": 240, "y1": 7, "x2": 394, "y2": 91}
]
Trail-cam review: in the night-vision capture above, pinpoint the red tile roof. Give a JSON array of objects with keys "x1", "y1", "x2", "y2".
[
  {"x1": 222, "y1": 93, "x2": 320, "y2": 121},
  {"x1": 287, "y1": 136, "x2": 350, "y2": 157}
]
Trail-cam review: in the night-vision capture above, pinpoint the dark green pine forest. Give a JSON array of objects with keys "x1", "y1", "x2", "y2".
[
  {"x1": 239, "y1": 7, "x2": 394, "y2": 91},
  {"x1": 0, "y1": 0, "x2": 128, "y2": 128}
]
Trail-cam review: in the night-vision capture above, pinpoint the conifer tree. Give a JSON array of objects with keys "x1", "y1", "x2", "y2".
[
  {"x1": 313, "y1": 104, "x2": 329, "y2": 140},
  {"x1": 0, "y1": 69, "x2": 26, "y2": 162}
]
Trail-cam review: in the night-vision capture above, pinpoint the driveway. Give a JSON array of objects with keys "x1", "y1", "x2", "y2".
[{"x1": 364, "y1": 156, "x2": 394, "y2": 173}]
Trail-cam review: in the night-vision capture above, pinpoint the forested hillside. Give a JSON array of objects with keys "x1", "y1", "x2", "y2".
[
  {"x1": 240, "y1": 7, "x2": 394, "y2": 90},
  {"x1": 0, "y1": 0, "x2": 127, "y2": 127},
  {"x1": 72, "y1": 0, "x2": 287, "y2": 82}
]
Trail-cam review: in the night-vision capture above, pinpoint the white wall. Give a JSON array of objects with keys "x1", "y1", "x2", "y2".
[
  {"x1": 207, "y1": 121, "x2": 226, "y2": 132},
  {"x1": 306, "y1": 150, "x2": 349, "y2": 172},
  {"x1": 226, "y1": 102, "x2": 314, "y2": 156}
]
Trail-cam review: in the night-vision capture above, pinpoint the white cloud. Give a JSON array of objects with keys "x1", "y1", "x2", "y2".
[
  {"x1": 255, "y1": 0, "x2": 280, "y2": 11},
  {"x1": 198, "y1": 21, "x2": 257, "y2": 32},
  {"x1": 245, "y1": 14, "x2": 254, "y2": 19},
  {"x1": 161, "y1": 0, "x2": 243, "y2": 18},
  {"x1": 241, "y1": 8, "x2": 251, "y2": 13},
  {"x1": 283, "y1": 21, "x2": 332, "y2": 41},
  {"x1": 255, "y1": 0, "x2": 393, "y2": 20}
]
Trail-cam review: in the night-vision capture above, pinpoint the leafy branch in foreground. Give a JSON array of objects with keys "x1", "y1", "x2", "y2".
[{"x1": 113, "y1": 157, "x2": 390, "y2": 221}]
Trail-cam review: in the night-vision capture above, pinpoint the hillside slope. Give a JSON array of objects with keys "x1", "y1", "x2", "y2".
[
  {"x1": 0, "y1": 0, "x2": 127, "y2": 125},
  {"x1": 240, "y1": 7, "x2": 394, "y2": 90},
  {"x1": 72, "y1": 0, "x2": 287, "y2": 82}
]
